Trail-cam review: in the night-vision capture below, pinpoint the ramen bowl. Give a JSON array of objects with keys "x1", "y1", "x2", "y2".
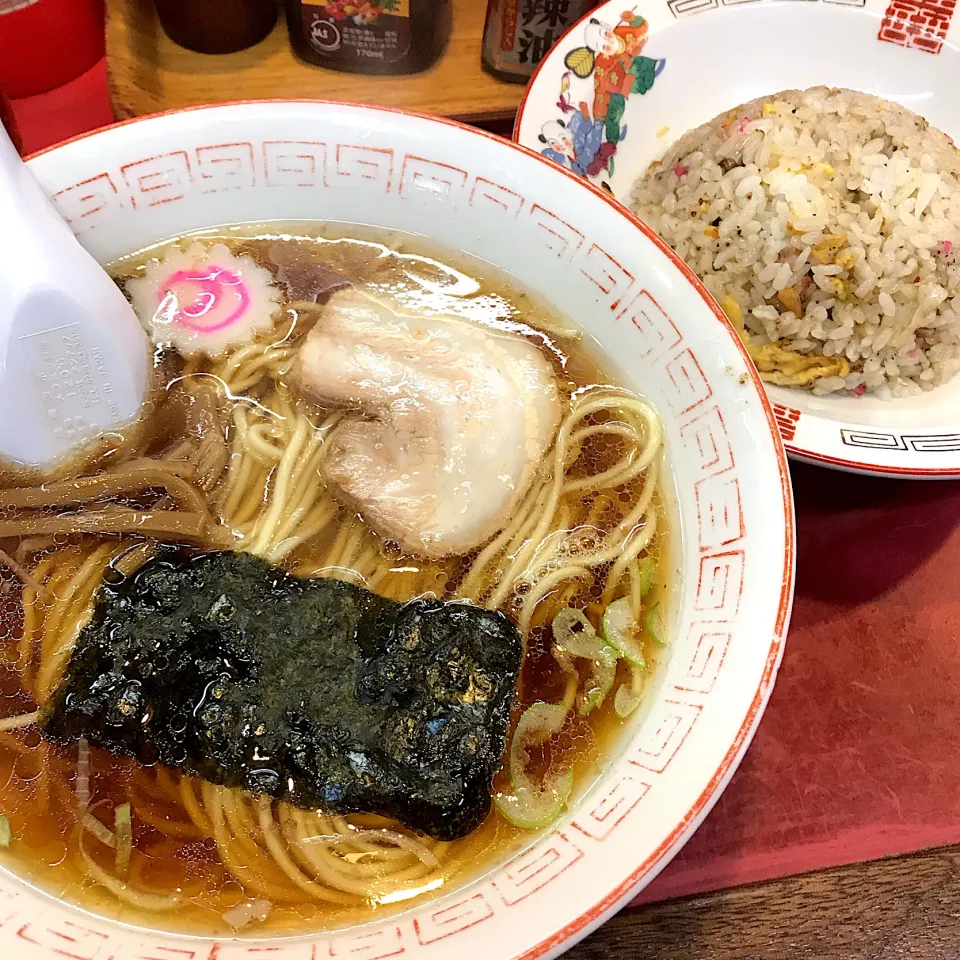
[
  {"x1": 11, "y1": 102, "x2": 793, "y2": 959},
  {"x1": 515, "y1": 0, "x2": 960, "y2": 478}
]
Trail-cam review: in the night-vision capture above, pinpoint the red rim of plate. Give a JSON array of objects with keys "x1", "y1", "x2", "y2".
[
  {"x1": 27, "y1": 99, "x2": 796, "y2": 958},
  {"x1": 784, "y1": 445, "x2": 960, "y2": 476},
  {"x1": 511, "y1": 5, "x2": 960, "y2": 480}
]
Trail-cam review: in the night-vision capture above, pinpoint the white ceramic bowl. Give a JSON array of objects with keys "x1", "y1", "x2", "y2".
[
  {"x1": 515, "y1": 1, "x2": 960, "y2": 478},
  {"x1": 13, "y1": 102, "x2": 793, "y2": 959}
]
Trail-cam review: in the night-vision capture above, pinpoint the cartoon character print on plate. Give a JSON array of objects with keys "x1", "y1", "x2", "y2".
[
  {"x1": 539, "y1": 10, "x2": 665, "y2": 191},
  {"x1": 539, "y1": 107, "x2": 616, "y2": 180}
]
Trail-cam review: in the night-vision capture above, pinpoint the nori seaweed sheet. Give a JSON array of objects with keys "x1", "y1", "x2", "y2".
[{"x1": 42, "y1": 551, "x2": 522, "y2": 840}]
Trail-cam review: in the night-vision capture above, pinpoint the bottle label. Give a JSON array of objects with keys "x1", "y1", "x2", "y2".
[
  {"x1": 301, "y1": 0, "x2": 411, "y2": 64},
  {"x1": 485, "y1": 0, "x2": 595, "y2": 76}
]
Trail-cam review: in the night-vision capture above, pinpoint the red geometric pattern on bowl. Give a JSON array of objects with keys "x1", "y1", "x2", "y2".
[
  {"x1": 492, "y1": 834, "x2": 584, "y2": 905},
  {"x1": 695, "y1": 551, "x2": 745, "y2": 619},
  {"x1": 121, "y1": 150, "x2": 192, "y2": 208},
  {"x1": 329, "y1": 926, "x2": 405, "y2": 958},
  {"x1": 629, "y1": 699, "x2": 703, "y2": 774},
  {"x1": 679, "y1": 406, "x2": 734, "y2": 475},
  {"x1": 334, "y1": 144, "x2": 395, "y2": 190},
  {"x1": 413, "y1": 893, "x2": 495, "y2": 945},
  {"x1": 50, "y1": 173, "x2": 122, "y2": 228},
  {"x1": 399, "y1": 155, "x2": 470, "y2": 202},
  {"x1": 196, "y1": 142, "x2": 257, "y2": 193},
  {"x1": 16, "y1": 106, "x2": 792, "y2": 960},
  {"x1": 617, "y1": 290, "x2": 683, "y2": 364},
  {"x1": 663, "y1": 349, "x2": 713, "y2": 416},
  {"x1": 468, "y1": 177, "x2": 526, "y2": 217},
  {"x1": 263, "y1": 141, "x2": 330, "y2": 188},
  {"x1": 674, "y1": 628, "x2": 733, "y2": 695},
  {"x1": 580, "y1": 244, "x2": 635, "y2": 312},
  {"x1": 695, "y1": 473, "x2": 744, "y2": 551},
  {"x1": 528, "y1": 204, "x2": 584, "y2": 259},
  {"x1": 571, "y1": 774, "x2": 653, "y2": 841}
]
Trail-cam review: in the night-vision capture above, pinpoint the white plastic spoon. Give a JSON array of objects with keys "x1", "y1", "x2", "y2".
[{"x1": 0, "y1": 124, "x2": 148, "y2": 469}]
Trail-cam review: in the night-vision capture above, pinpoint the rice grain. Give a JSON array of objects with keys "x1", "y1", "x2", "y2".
[{"x1": 631, "y1": 86, "x2": 960, "y2": 396}]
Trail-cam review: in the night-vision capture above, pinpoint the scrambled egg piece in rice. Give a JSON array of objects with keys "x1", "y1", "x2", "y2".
[
  {"x1": 749, "y1": 342, "x2": 850, "y2": 386},
  {"x1": 721, "y1": 296, "x2": 850, "y2": 387}
]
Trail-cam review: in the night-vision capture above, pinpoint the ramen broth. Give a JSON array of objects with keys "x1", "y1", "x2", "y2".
[{"x1": 0, "y1": 224, "x2": 670, "y2": 935}]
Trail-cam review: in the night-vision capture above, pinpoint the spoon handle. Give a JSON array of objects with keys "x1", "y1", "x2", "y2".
[
  {"x1": 0, "y1": 122, "x2": 148, "y2": 468},
  {"x1": 0, "y1": 123, "x2": 74, "y2": 266}
]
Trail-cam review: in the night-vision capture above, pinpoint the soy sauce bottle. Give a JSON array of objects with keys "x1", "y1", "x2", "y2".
[
  {"x1": 482, "y1": 0, "x2": 598, "y2": 83},
  {"x1": 154, "y1": 0, "x2": 278, "y2": 54},
  {"x1": 285, "y1": 0, "x2": 449, "y2": 74}
]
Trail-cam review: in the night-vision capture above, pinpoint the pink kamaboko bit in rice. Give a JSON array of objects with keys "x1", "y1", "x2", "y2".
[{"x1": 632, "y1": 86, "x2": 960, "y2": 399}]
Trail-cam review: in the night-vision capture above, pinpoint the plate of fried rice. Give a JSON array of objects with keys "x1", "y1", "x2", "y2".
[{"x1": 515, "y1": 0, "x2": 960, "y2": 477}]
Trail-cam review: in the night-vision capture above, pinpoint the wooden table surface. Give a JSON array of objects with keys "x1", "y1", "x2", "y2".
[
  {"x1": 564, "y1": 844, "x2": 960, "y2": 958},
  {"x1": 105, "y1": 0, "x2": 524, "y2": 123}
]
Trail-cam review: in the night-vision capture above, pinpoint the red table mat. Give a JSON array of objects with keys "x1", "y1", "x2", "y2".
[
  {"x1": 12, "y1": 68, "x2": 960, "y2": 906},
  {"x1": 638, "y1": 464, "x2": 960, "y2": 903}
]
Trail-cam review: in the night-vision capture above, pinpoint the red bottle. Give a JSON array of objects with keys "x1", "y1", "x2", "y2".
[
  {"x1": 0, "y1": 88, "x2": 21, "y2": 154},
  {"x1": 0, "y1": 0, "x2": 105, "y2": 99}
]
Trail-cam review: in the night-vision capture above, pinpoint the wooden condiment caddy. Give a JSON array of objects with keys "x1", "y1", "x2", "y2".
[{"x1": 105, "y1": 0, "x2": 523, "y2": 123}]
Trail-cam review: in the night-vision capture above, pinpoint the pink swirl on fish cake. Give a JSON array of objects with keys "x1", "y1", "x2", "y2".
[{"x1": 163, "y1": 265, "x2": 251, "y2": 334}]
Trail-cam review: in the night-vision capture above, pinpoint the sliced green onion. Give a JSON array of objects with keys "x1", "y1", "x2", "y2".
[
  {"x1": 646, "y1": 601, "x2": 666, "y2": 646},
  {"x1": 552, "y1": 608, "x2": 621, "y2": 716},
  {"x1": 636, "y1": 555, "x2": 657, "y2": 598},
  {"x1": 510, "y1": 701, "x2": 568, "y2": 791},
  {"x1": 114, "y1": 803, "x2": 132, "y2": 880},
  {"x1": 602, "y1": 597, "x2": 645, "y2": 668},
  {"x1": 500, "y1": 699, "x2": 574, "y2": 830},
  {"x1": 551, "y1": 608, "x2": 607, "y2": 661},
  {"x1": 577, "y1": 649, "x2": 618, "y2": 716},
  {"x1": 0, "y1": 814, "x2": 11, "y2": 848},
  {"x1": 614, "y1": 666, "x2": 646, "y2": 718},
  {"x1": 82, "y1": 812, "x2": 116, "y2": 849},
  {"x1": 554, "y1": 652, "x2": 579, "y2": 714},
  {"x1": 494, "y1": 768, "x2": 574, "y2": 829}
]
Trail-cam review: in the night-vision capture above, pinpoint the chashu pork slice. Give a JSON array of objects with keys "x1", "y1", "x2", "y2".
[{"x1": 293, "y1": 289, "x2": 562, "y2": 558}]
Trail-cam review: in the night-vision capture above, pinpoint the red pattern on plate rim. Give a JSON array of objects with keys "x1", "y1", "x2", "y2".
[
  {"x1": 772, "y1": 404, "x2": 802, "y2": 444},
  {"x1": 878, "y1": 0, "x2": 956, "y2": 53},
  {"x1": 785, "y1": 445, "x2": 960, "y2": 475}
]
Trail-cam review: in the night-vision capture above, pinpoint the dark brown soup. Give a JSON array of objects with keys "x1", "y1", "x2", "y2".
[{"x1": 0, "y1": 224, "x2": 669, "y2": 935}]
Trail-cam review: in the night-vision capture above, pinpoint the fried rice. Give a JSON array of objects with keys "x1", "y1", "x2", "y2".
[{"x1": 631, "y1": 86, "x2": 960, "y2": 397}]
